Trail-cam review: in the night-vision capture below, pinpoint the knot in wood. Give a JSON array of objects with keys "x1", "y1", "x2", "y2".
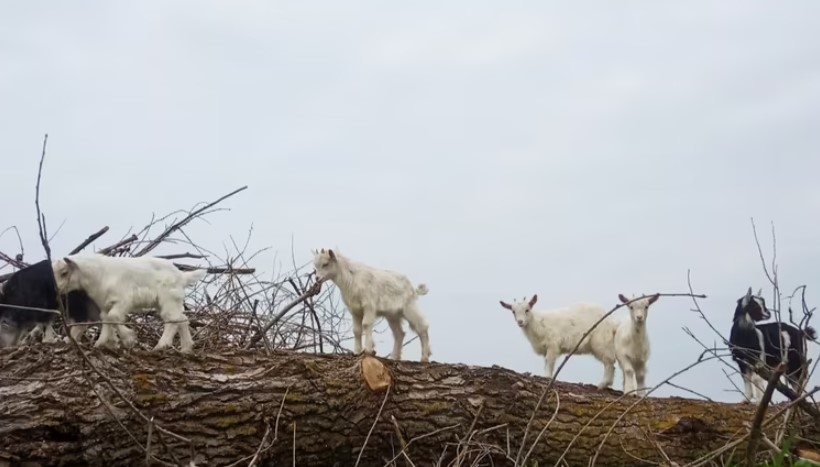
[{"x1": 360, "y1": 356, "x2": 392, "y2": 392}]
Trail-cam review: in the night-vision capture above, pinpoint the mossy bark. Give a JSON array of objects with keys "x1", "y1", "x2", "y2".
[{"x1": 0, "y1": 346, "x2": 816, "y2": 466}]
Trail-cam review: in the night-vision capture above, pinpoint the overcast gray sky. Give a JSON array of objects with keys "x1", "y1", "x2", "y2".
[{"x1": 2, "y1": 1, "x2": 819, "y2": 402}]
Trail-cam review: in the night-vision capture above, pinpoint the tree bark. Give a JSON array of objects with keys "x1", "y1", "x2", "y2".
[{"x1": 0, "y1": 346, "x2": 817, "y2": 466}]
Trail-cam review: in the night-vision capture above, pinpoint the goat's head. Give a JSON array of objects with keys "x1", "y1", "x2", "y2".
[
  {"x1": 52, "y1": 257, "x2": 81, "y2": 293},
  {"x1": 311, "y1": 248, "x2": 340, "y2": 282},
  {"x1": 618, "y1": 293, "x2": 659, "y2": 325},
  {"x1": 735, "y1": 286, "x2": 770, "y2": 323},
  {"x1": 499, "y1": 294, "x2": 538, "y2": 328}
]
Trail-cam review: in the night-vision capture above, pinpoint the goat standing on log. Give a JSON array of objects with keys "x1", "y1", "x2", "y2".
[
  {"x1": 729, "y1": 286, "x2": 817, "y2": 403},
  {"x1": 499, "y1": 294, "x2": 618, "y2": 389},
  {"x1": 614, "y1": 293, "x2": 659, "y2": 397},
  {"x1": 52, "y1": 254, "x2": 206, "y2": 353},
  {"x1": 0, "y1": 260, "x2": 101, "y2": 348},
  {"x1": 312, "y1": 248, "x2": 431, "y2": 362}
]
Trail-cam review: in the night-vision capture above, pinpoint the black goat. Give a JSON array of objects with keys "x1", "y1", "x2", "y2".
[
  {"x1": 0, "y1": 259, "x2": 101, "y2": 347},
  {"x1": 729, "y1": 286, "x2": 817, "y2": 403}
]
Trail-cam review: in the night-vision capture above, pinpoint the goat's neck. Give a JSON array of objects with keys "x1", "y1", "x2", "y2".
[
  {"x1": 628, "y1": 319, "x2": 647, "y2": 337},
  {"x1": 734, "y1": 313, "x2": 756, "y2": 331},
  {"x1": 520, "y1": 314, "x2": 545, "y2": 347},
  {"x1": 330, "y1": 257, "x2": 356, "y2": 293}
]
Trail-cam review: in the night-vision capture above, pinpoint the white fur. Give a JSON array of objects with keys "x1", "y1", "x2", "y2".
[
  {"x1": 614, "y1": 293, "x2": 659, "y2": 397},
  {"x1": 744, "y1": 326, "x2": 768, "y2": 404},
  {"x1": 312, "y1": 248, "x2": 431, "y2": 362},
  {"x1": 499, "y1": 294, "x2": 618, "y2": 390},
  {"x1": 52, "y1": 254, "x2": 206, "y2": 353}
]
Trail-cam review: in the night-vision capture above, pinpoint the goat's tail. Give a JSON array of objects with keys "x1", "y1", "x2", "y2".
[
  {"x1": 805, "y1": 326, "x2": 818, "y2": 341},
  {"x1": 415, "y1": 283, "x2": 429, "y2": 296},
  {"x1": 181, "y1": 269, "x2": 208, "y2": 288}
]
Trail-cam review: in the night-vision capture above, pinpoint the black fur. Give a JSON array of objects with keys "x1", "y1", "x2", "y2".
[
  {"x1": 0, "y1": 259, "x2": 99, "y2": 346},
  {"x1": 729, "y1": 290, "x2": 816, "y2": 388}
]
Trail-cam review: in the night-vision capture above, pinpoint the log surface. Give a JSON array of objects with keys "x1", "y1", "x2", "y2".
[{"x1": 0, "y1": 346, "x2": 816, "y2": 466}]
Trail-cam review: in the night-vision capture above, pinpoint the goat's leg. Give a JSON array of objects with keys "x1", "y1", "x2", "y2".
[
  {"x1": 154, "y1": 299, "x2": 189, "y2": 352},
  {"x1": 786, "y1": 351, "x2": 807, "y2": 394},
  {"x1": 752, "y1": 372, "x2": 768, "y2": 401},
  {"x1": 598, "y1": 356, "x2": 616, "y2": 390},
  {"x1": 63, "y1": 317, "x2": 76, "y2": 343},
  {"x1": 94, "y1": 310, "x2": 116, "y2": 349},
  {"x1": 621, "y1": 359, "x2": 637, "y2": 395},
  {"x1": 68, "y1": 321, "x2": 89, "y2": 343},
  {"x1": 544, "y1": 348, "x2": 558, "y2": 380},
  {"x1": 154, "y1": 322, "x2": 178, "y2": 351},
  {"x1": 22, "y1": 324, "x2": 42, "y2": 344},
  {"x1": 0, "y1": 322, "x2": 23, "y2": 348},
  {"x1": 740, "y1": 369, "x2": 757, "y2": 403},
  {"x1": 42, "y1": 322, "x2": 59, "y2": 344},
  {"x1": 386, "y1": 317, "x2": 405, "y2": 360},
  {"x1": 361, "y1": 309, "x2": 377, "y2": 356},
  {"x1": 176, "y1": 319, "x2": 194, "y2": 354},
  {"x1": 403, "y1": 303, "x2": 431, "y2": 363},
  {"x1": 351, "y1": 313, "x2": 363, "y2": 355},
  {"x1": 107, "y1": 304, "x2": 136, "y2": 349},
  {"x1": 635, "y1": 362, "x2": 647, "y2": 396}
]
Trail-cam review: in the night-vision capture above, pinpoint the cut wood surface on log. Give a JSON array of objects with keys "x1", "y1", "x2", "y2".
[{"x1": 0, "y1": 346, "x2": 818, "y2": 467}]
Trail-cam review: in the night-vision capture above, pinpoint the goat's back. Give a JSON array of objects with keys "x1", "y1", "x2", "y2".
[
  {"x1": 529, "y1": 303, "x2": 615, "y2": 354},
  {"x1": 333, "y1": 259, "x2": 419, "y2": 313},
  {"x1": 63, "y1": 254, "x2": 188, "y2": 290}
]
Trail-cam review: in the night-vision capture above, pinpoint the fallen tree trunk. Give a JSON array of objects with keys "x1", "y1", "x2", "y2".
[{"x1": 0, "y1": 346, "x2": 817, "y2": 466}]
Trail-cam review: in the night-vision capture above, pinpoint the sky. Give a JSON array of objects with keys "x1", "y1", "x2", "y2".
[{"x1": 1, "y1": 1, "x2": 820, "y2": 403}]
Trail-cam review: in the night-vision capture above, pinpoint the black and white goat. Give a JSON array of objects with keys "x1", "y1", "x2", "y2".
[
  {"x1": 729, "y1": 286, "x2": 817, "y2": 403},
  {"x1": 0, "y1": 259, "x2": 101, "y2": 348}
]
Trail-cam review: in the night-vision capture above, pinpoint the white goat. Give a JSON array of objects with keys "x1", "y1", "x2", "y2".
[
  {"x1": 614, "y1": 293, "x2": 659, "y2": 397},
  {"x1": 52, "y1": 254, "x2": 207, "y2": 353},
  {"x1": 312, "y1": 248, "x2": 431, "y2": 362},
  {"x1": 499, "y1": 294, "x2": 618, "y2": 389}
]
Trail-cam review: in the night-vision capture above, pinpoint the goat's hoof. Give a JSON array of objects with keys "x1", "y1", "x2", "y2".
[{"x1": 179, "y1": 346, "x2": 193, "y2": 354}]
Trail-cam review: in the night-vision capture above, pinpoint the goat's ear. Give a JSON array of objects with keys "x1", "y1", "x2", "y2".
[
  {"x1": 328, "y1": 249, "x2": 336, "y2": 261},
  {"x1": 499, "y1": 300, "x2": 512, "y2": 310},
  {"x1": 618, "y1": 294, "x2": 629, "y2": 304},
  {"x1": 647, "y1": 293, "x2": 660, "y2": 305},
  {"x1": 742, "y1": 287, "x2": 752, "y2": 307},
  {"x1": 528, "y1": 294, "x2": 538, "y2": 307},
  {"x1": 756, "y1": 287, "x2": 763, "y2": 297},
  {"x1": 63, "y1": 257, "x2": 78, "y2": 271}
]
